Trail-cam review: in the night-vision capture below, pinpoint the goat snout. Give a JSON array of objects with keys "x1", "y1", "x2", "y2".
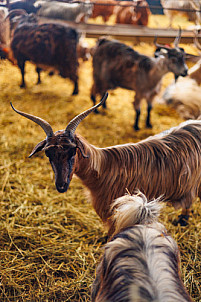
[
  {"x1": 56, "y1": 181, "x2": 69, "y2": 193},
  {"x1": 181, "y1": 68, "x2": 188, "y2": 77}
]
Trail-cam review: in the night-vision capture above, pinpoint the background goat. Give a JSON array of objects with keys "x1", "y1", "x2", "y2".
[
  {"x1": 92, "y1": 192, "x2": 193, "y2": 302},
  {"x1": 90, "y1": 0, "x2": 116, "y2": 22},
  {"x1": 11, "y1": 93, "x2": 201, "y2": 227},
  {"x1": 90, "y1": 33, "x2": 188, "y2": 130},
  {"x1": 161, "y1": 34, "x2": 201, "y2": 119},
  {"x1": 9, "y1": 11, "x2": 79, "y2": 94},
  {"x1": 115, "y1": 0, "x2": 150, "y2": 26},
  {"x1": 36, "y1": 1, "x2": 93, "y2": 23},
  {"x1": 160, "y1": 0, "x2": 200, "y2": 27}
]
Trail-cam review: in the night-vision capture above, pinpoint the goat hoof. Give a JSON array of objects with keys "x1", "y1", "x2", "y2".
[
  {"x1": 172, "y1": 214, "x2": 189, "y2": 226},
  {"x1": 146, "y1": 123, "x2": 152, "y2": 129},
  {"x1": 94, "y1": 108, "x2": 100, "y2": 114},
  {"x1": 72, "y1": 90, "x2": 78, "y2": 95},
  {"x1": 20, "y1": 84, "x2": 25, "y2": 88},
  {"x1": 134, "y1": 125, "x2": 140, "y2": 131}
]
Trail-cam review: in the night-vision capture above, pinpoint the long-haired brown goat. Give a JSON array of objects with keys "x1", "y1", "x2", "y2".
[
  {"x1": 11, "y1": 93, "x2": 201, "y2": 226},
  {"x1": 90, "y1": 32, "x2": 188, "y2": 130},
  {"x1": 92, "y1": 192, "x2": 193, "y2": 302}
]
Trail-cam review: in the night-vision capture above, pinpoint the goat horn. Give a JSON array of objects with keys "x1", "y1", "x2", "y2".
[
  {"x1": 65, "y1": 92, "x2": 108, "y2": 134},
  {"x1": 153, "y1": 36, "x2": 170, "y2": 50},
  {"x1": 4, "y1": 9, "x2": 28, "y2": 21},
  {"x1": 194, "y1": 29, "x2": 201, "y2": 52},
  {"x1": 10, "y1": 102, "x2": 54, "y2": 138},
  {"x1": 173, "y1": 27, "x2": 181, "y2": 48}
]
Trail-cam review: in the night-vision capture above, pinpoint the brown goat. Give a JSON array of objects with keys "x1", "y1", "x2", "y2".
[
  {"x1": 115, "y1": 0, "x2": 150, "y2": 26},
  {"x1": 90, "y1": 0, "x2": 117, "y2": 22},
  {"x1": 91, "y1": 34, "x2": 188, "y2": 130},
  {"x1": 11, "y1": 93, "x2": 201, "y2": 227}
]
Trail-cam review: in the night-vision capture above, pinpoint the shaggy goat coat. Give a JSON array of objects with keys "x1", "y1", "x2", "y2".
[
  {"x1": 74, "y1": 120, "x2": 201, "y2": 223},
  {"x1": 162, "y1": 59, "x2": 201, "y2": 119},
  {"x1": 92, "y1": 193, "x2": 193, "y2": 302}
]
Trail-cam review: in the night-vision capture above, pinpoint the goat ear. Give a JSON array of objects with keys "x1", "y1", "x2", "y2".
[
  {"x1": 76, "y1": 139, "x2": 89, "y2": 159},
  {"x1": 154, "y1": 47, "x2": 168, "y2": 58},
  {"x1": 29, "y1": 139, "x2": 46, "y2": 158}
]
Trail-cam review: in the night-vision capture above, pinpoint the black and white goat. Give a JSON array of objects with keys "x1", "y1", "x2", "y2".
[
  {"x1": 92, "y1": 192, "x2": 193, "y2": 302},
  {"x1": 11, "y1": 93, "x2": 201, "y2": 226},
  {"x1": 91, "y1": 32, "x2": 188, "y2": 130}
]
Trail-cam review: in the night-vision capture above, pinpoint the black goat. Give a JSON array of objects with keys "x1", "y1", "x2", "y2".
[{"x1": 10, "y1": 12, "x2": 79, "y2": 94}]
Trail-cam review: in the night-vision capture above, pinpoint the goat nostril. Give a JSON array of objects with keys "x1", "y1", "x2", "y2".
[{"x1": 56, "y1": 182, "x2": 69, "y2": 193}]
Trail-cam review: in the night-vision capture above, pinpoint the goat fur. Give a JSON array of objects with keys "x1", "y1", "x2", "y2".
[
  {"x1": 72, "y1": 119, "x2": 201, "y2": 225},
  {"x1": 162, "y1": 59, "x2": 201, "y2": 119},
  {"x1": 92, "y1": 192, "x2": 193, "y2": 302}
]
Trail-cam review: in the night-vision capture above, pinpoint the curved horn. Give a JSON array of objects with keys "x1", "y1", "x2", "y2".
[
  {"x1": 173, "y1": 27, "x2": 181, "y2": 48},
  {"x1": 65, "y1": 92, "x2": 108, "y2": 134},
  {"x1": 10, "y1": 102, "x2": 54, "y2": 138},
  {"x1": 4, "y1": 9, "x2": 28, "y2": 21},
  {"x1": 153, "y1": 36, "x2": 170, "y2": 50},
  {"x1": 194, "y1": 29, "x2": 201, "y2": 52}
]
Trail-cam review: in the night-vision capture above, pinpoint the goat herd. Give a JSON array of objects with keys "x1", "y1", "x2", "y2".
[{"x1": 0, "y1": 0, "x2": 201, "y2": 301}]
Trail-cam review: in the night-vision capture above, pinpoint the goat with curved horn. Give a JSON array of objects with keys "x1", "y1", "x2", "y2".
[
  {"x1": 11, "y1": 93, "x2": 201, "y2": 227},
  {"x1": 11, "y1": 93, "x2": 109, "y2": 193}
]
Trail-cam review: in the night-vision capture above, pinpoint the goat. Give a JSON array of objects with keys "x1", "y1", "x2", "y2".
[
  {"x1": 115, "y1": 0, "x2": 150, "y2": 26},
  {"x1": 160, "y1": 0, "x2": 200, "y2": 27},
  {"x1": 11, "y1": 92, "x2": 201, "y2": 227},
  {"x1": 92, "y1": 192, "x2": 193, "y2": 302},
  {"x1": 161, "y1": 34, "x2": 201, "y2": 119},
  {"x1": 91, "y1": 33, "x2": 188, "y2": 130},
  {"x1": 90, "y1": 0, "x2": 117, "y2": 22},
  {"x1": 9, "y1": 11, "x2": 79, "y2": 94},
  {"x1": 8, "y1": 1, "x2": 39, "y2": 13},
  {"x1": 36, "y1": 1, "x2": 93, "y2": 23}
]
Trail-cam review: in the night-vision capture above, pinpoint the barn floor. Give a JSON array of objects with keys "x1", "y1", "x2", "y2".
[{"x1": 0, "y1": 14, "x2": 201, "y2": 302}]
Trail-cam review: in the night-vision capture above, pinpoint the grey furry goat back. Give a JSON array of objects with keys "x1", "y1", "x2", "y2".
[{"x1": 92, "y1": 192, "x2": 193, "y2": 302}]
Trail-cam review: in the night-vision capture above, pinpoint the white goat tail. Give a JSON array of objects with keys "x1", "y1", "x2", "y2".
[{"x1": 111, "y1": 191, "x2": 163, "y2": 235}]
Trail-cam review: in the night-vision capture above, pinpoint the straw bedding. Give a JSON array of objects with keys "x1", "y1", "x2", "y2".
[{"x1": 0, "y1": 17, "x2": 201, "y2": 301}]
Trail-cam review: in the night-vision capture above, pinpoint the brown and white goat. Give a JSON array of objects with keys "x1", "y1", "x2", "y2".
[
  {"x1": 115, "y1": 0, "x2": 150, "y2": 26},
  {"x1": 162, "y1": 34, "x2": 201, "y2": 119},
  {"x1": 9, "y1": 11, "x2": 79, "y2": 94},
  {"x1": 11, "y1": 93, "x2": 201, "y2": 226},
  {"x1": 91, "y1": 33, "x2": 188, "y2": 130},
  {"x1": 92, "y1": 192, "x2": 193, "y2": 302}
]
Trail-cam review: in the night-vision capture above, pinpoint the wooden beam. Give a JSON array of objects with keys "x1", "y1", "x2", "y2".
[{"x1": 38, "y1": 17, "x2": 198, "y2": 44}]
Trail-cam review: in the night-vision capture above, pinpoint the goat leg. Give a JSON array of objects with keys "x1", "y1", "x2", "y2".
[
  {"x1": 36, "y1": 67, "x2": 42, "y2": 85},
  {"x1": 173, "y1": 209, "x2": 190, "y2": 226},
  {"x1": 18, "y1": 59, "x2": 26, "y2": 88},
  {"x1": 72, "y1": 80, "x2": 78, "y2": 95},
  {"x1": 146, "y1": 104, "x2": 152, "y2": 129},
  {"x1": 90, "y1": 94, "x2": 99, "y2": 114},
  {"x1": 134, "y1": 109, "x2": 140, "y2": 131}
]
